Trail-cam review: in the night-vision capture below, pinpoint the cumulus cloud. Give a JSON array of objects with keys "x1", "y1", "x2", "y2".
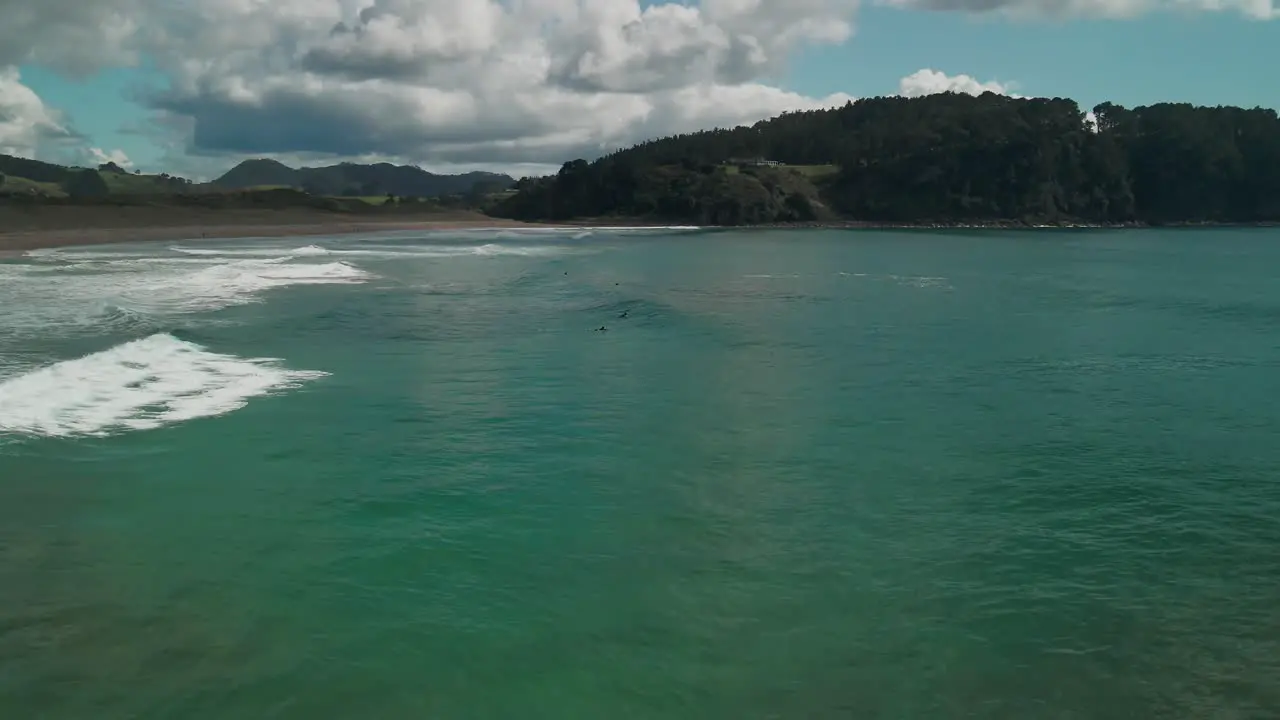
[
  {"x1": 0, "y1": 0, "x2": 141, "y2": 76},
  {"x1": 2, "y1": 0, "x2": 1268, "y2": 174},
  {"x1": 878, "y1": 0, "x2": 1275, "y2": 19},
  {"x1": 0, "y1": 67, "x2": 73, "y2": 159},
  {"x1": 0, "y1": 0, "x2": 865, "y2": 170},
  {"x1": 88, "y1": 147, "x2": 134, "y2": 167},
  {"x1": 130, "y1": 0, "x2": 864, "y2": 166},
  {"x1": 898, "y1": 68, "x2": 1018, "y2": 97},
  {"x1": 539, "y1": 0, "x2": 857, "y2": 93},
  {"x1": 897, "y1": 68, "x2": 1100, "y2": 132}
]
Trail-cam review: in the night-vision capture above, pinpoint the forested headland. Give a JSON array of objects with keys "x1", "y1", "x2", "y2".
[{"x1": 489, "y1": 92, "x2": 1280, "y2": 226}]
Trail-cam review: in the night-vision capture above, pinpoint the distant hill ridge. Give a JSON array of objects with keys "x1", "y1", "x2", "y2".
[
  {"x1": 0, "y1": 153, "x2": 514, "y2": 202},
  {"x1": 0, "y1": 153, "x2": 222, "y2": 199},
  {"x1": 210, "y1": 159, "x2": 515, "y2": 198}
]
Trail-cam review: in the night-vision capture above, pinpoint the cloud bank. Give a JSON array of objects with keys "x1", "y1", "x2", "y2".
[
  {"x1": 1, "y1": 0, "x2": 1265, "y2": 171},
  {"x1": 878, "y1": 0, "x2": 1275, "y2": 19},
  {"x1": 88, "y1": 147, "x2": 134, "y2": 168},
  {"x1": 0, "y1": 67, "x2": 71, "y2": 158},
  {"x1": 898, "y1": 68, "x2": 1019, "y2": 98},
  {"x1": 0, "y1": 0, "x2": 865, "y2": 168}
]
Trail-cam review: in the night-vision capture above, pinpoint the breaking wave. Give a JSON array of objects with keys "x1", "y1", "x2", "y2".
[{"x1": 0, "y1": 334, "x2": 327, "y2": 438}]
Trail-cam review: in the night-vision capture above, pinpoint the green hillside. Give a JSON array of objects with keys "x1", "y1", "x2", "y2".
[
  {"x1": 96, "y1": 162, "x2": 199, "y2": 194},
  {"x1": 0, "y1": 156, "x2": 200, "y2": 199},
  {"x1": 0, "y1": 153, "x2": 512, "y2": 212},
  {"x1": 491, "y1": 92, "x2": 1280, "y2": 226},
  {"x1": 210, "y1": 159, "x2": 515, "y2": 198}
]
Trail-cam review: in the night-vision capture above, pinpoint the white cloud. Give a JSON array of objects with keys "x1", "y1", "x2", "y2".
[
  {"x1": 877, "y1": 0, "x2": 1275, "y2": 19},
  {"x1": 132, "y1": 0, "x2": 865, "y2": 166},
  {"x1": 88, "y1": 147, "x2": 134, "y2": 167},
  {"x1": 0, "y1": 0, "x2": 864, "y2": 172},
  {"x1": 896, "y1": 68, "x2": 1103, "y2": 132},
  {"x1": 2, "y1": 0, "x2": 1265, "y2": 176},
  {"x1": 898, "y1": 68, "x2": 1018, "y2": 98},
  {"x1": 0, "y1": 66, "x2": 73, "y2": 159},
  {"x1": 0, "y1": 1, "x2": 142, "y2": 76}
]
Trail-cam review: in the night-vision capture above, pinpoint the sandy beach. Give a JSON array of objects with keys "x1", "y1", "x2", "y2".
[{"x1": 0, "y1": 206, "x2": 543, "y2": 254}]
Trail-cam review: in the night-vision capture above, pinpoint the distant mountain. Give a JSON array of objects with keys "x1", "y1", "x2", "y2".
[
  {"x1": 211, "y1": 158, "x2": 298, "y2": 189},
  {"x1": 210, "y1": 159, "x2": 515, "y2": 198},
  {"x1": 0, "y1": 153, "x2": 514, "y2": 203}
]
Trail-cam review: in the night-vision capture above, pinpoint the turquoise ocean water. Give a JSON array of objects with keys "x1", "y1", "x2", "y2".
[{"x1": 2, "y1": 228, "x2": 1279, "y2": 718}]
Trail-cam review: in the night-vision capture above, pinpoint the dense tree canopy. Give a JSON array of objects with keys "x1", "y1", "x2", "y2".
[
  {"x1": 62, "y1": 169, "x2": 111, "y2": 199},
  {"x1": 491, "y1": 93, "x2": 1280, "y2": 225}
]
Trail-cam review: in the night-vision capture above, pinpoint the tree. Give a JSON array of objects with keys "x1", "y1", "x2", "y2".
[
  {"x1": 491, "y1": 92, "x2": 1280, "y2": 225},
  {"x1": 62, "y1": 169, "x2": 111, "y2": 198}
]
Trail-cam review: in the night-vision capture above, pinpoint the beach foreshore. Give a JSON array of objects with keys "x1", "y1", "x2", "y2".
[
  {"x1": 0, "y1": 207, "x2": 547, "y2": 254},
  {"x1": 5, "y1": 206, "x2": 1272, "y2": 256}
]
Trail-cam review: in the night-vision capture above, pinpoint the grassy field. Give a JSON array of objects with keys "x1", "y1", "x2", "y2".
[
  {"x1": 240, "y1": 186, "x2": 391, "y2": 205},
  {"x1": 102, "y1": 173, "x2": 160, "y2": 194},
  {"x1": 790, "y1": 164, "x2": 840, "y2": 179},
  {"x1": 721, "y1": 163, "x2": 840, "y2": 179},
  {"x1": 0, "y1": 175, "x2": 66, "y2": 197},
  {"x1": 242, "y1": 184, "x2": 295, "y2": 192},
  {"x1": 1, "y1": 173, "x2": 460, "y2": 208}
]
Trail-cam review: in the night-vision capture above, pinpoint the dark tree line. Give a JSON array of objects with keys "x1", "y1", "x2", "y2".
[{"x1": 492, "y1": 92, "x2": 1280, "y2": 224}]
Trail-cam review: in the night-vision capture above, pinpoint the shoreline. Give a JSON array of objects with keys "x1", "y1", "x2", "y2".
[
  {"x1": 0, "y1": 210, "x2": 547, "y2": 255},
  {"x1": 4, "y1": 209, "x2": 1276, "y2": 256},
  {"x1": 559, "y1": 216, "x2": 1280, "y2": 230}
]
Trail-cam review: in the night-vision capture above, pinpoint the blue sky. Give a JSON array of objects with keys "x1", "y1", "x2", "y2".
[
  {"x1": 4, "y1": 1, "x2": 1277, "y2": 178},
  {"x1": 786, "y1": 8, "x2": 1278, "y2": 110},
  {"x1": 17, "y1": 65, "x2": 166, "y2": 168}
]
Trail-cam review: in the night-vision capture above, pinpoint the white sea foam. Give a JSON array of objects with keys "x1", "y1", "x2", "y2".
[
  {"x1": 0, "y1": 334, "x2": 326, "y2": 438},
  {"x1": 168, "y1": 242, "x2": 580, "y2": 260},
  {"x1": 0, "y1": 257, "x2": 374, "y2": 342},
  {"x1": 171, "y1": 244, "x2": 330, "y2": 257},
  {"x1": 154, "y1": 225, "x2": 699, "y2": 260},
  {"x1": 470, "y1": 243, "x2": 571, "y2": 257},
  {"x1": 832, "y1": 271, "x2": 948, "y2": 288},
  {"x1": 490, "y1": 225, "x2": 700, "y2": 235},
  {"x1": 134, "y1": 259, "x2": 371, "y2": 312},
  {"x1": 887, "y1": 274, "x2": 951, "y2": 289},
  {"x1": 23, "y1": 247, "x2": 176, "y2": 263},
  {"x1": 599, "y1": 225, "x2": 701, "y2": 231}
]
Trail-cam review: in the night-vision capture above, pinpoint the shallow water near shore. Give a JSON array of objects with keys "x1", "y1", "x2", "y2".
[{"x1": 3, "y1": 227, "x2": 1280, "y2": 718}]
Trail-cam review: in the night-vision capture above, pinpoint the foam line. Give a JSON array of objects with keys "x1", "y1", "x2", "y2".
[{"x1": 0, "y1": 334, "x2": 327, "y2": 438}]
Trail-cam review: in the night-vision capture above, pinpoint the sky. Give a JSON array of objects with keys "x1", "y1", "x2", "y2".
[{"x1": 0, "y1": 0, "x2": 1275, "y2": 180}]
